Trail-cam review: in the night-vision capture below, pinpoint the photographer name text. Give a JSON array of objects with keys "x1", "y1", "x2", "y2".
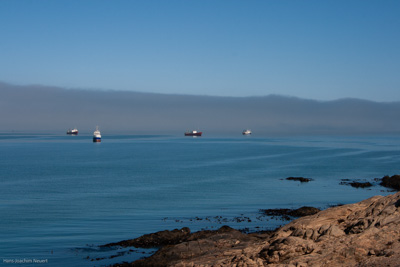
[{"x1": 3, "y1": 259, "x2": 48, "y2": 264}]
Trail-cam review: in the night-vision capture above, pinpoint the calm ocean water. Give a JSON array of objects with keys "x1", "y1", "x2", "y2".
[{"x1": 1, "y1": 133, "x2": 399, "y2": 266}]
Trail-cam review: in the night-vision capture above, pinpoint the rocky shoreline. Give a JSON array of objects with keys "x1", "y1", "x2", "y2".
[{"x1": 101, "y1": 176, "x2": 400, "y2": 266}]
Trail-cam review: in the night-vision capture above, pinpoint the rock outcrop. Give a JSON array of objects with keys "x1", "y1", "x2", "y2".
[
  {"x1": 102, "y1": 227, "x2": 191, "y2": 248},
  {"x1": 285, "y1": 177, "x2": 313, "y2": 183},
  {"x1": 261, "y1": 206, "x2": 321, "y2": 219},
  {"x1": 380, "y1": 175, "x2": 400, "y2": 191},
  {"x1": 115, "y1": 192, "x2": 400, "y2": 266}
]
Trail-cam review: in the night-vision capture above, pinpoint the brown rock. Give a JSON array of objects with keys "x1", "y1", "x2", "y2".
[
  {"x1": 102, "y1": 227, "x2": 191, "y2": 248},
  {"x1": 113, "y1": 192, "x2": 400, "y2": 267}
]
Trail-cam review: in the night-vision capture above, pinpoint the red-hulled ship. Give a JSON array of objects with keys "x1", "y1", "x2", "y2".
[{"x1": 184, "y1": 130, "x2": 202, "y2": 136}]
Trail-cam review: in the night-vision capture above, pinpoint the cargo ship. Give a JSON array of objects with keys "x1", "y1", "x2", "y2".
[
  {"x1": 93, "y1": 126, "x2": 101, "y2": 142},
  {"x1": 66, "y1": 128, "x2": 78, "y2": 135},
  {"x1": 184, "y1": 130, "x2": 202, "y2": 137}
]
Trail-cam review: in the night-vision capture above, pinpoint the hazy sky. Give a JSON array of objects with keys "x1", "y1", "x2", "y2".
[{"x1": 1, "y1": 0, "x2": 399, "y2": 101}]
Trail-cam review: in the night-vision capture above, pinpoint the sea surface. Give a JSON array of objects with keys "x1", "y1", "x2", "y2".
[{"x1": 1, "y1": 133, "x2": 399, "y2": 266}]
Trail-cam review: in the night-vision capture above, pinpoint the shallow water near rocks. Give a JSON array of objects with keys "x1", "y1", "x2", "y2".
[{"x1": 0, "y1": 133, "x2": 399, "y2": 266}]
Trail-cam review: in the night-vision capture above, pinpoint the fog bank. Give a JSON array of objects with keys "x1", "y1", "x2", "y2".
[{"x1": 1, "y1": 82, "x2": 399, "y2": 135}]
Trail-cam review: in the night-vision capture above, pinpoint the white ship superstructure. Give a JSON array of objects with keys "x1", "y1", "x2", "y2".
[{"x1": 93, "y1": 126, "x2": 101, "y2": 142}]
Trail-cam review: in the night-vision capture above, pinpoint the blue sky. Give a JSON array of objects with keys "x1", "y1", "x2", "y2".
[{"x1": 1, "y1": 0, "x2": 399, "y2": 101}]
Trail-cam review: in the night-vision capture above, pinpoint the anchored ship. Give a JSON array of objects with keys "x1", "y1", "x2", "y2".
[
  {"x1": 93, "y1": 126, "x2": 101, "y2": 142},
  {"x1": 185, "y1": 130, "x2": 202, "y2": 137},
  {"x1": 66, "y1": 128, "x2": 78, "y2": 135},
  {"x1": 242, "y1": 129, "x2": 252, "y2": 135}
]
